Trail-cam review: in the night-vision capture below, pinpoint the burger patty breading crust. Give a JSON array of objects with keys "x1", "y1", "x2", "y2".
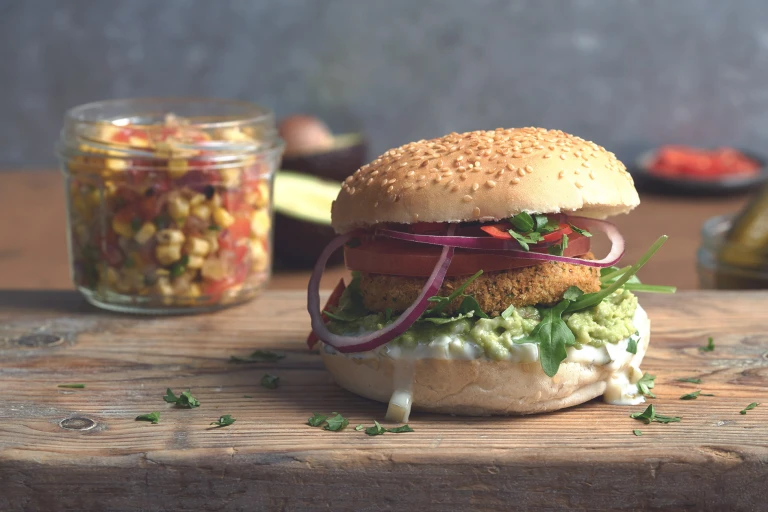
[{"x1": 359, "y1": 255, "x2": 600, "y2": 316}]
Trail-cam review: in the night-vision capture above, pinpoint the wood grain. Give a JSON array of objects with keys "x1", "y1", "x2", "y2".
[
  {"x1": 0, "y1": 170, "x2": 750, "y2": 291},
  {"x1": 0, "y1": 290, "x2": 766, "y2": 511}
]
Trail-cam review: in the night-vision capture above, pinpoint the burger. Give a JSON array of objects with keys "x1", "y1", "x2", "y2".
[{"x1": 307, "y1": 127, "x2": 669, "y2": 421}]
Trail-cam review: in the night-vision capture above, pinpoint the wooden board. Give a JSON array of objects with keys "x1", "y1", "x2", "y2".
[{"x1": 0, "y1": 290, "x2": 766, "y2": 511}]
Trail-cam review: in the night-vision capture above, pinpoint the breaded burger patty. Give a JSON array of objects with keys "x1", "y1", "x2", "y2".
[{"x1": 359, "y1": 254, "x2": 600, "y2": 316}]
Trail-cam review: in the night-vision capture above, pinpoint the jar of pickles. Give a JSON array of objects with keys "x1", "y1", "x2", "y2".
[{"x1": 57, "y1": 98, "x2": 284, "y2": 313}]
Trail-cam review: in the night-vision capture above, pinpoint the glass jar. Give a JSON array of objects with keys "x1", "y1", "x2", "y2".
[
  {"x1": 57, "y1": 98, "x2": 284, "y2": 314},
  {"x1": 698, "y1": 214, "x2": 768, "y2": 289}
]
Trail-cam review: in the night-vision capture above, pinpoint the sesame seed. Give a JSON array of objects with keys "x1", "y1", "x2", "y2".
[
  {"x1": 511, "y1": 178, "x2": 521, "y2": 184},
  {"x1": 417, "y1": 182, "x2": 427, "y2": 189},
  {"x1": 406, "y1": 170, "x2": 415, "y2": 177},
  {"x1": 456, "y1": 155, "x2": 464, "y2": 162},
  {"x1": 497, "y1": 169, "x2": 505, "y2": 175},
  {"x1": 451, "y1": 184, "x2": 460, "y2": 192},
  {"x1": 486, "y1": 180, "x2": 497, "y2": 188},
  {"x1": 433, "y1": 176, "x2": 441, "y2": 183},
  {"x1": 506, "y1": 163, "x2": 516, "y2": 171},
  {"x1": 374, "y1": 201, "x2": 379, "y2": 207},
  {"x1": 589, "y1": 171, "x2": 596, "y2": 180},
  {"x1": 523, "y1": 147, "x2": 533, "y2": 154},
  {"x1": 418, "y1": 175, "x2": 426, "y2": 181},
  {"x1": 462, "y1": 195, "x2": 473, "y2": 203},
  {"x1": 575, "y1": 181, "x2": 584, "y2": 188},
  {"x1": 512, "y1": 153, "x2": 522, "y2": 158},
  {"x1": 560, "y1": 154, "x2": 567, "y2": 160},
  {"x1": 517, "y1": 168, "x2": 525, "y2": 177},
  {"x1": 543, "y1": 154, "x2": 552, "y2": 159},
  {"x1": 371, "y1": 170, "x2": 379, "y2": 177},
  {"x1": 582, "y1": 161, "x2": 590, "y2": 168},
  {"x1": 471, "y1": 183, "x2": 479, "y2": 191},
  {"x1": 524, "y1": 165, "x2": 533, "y2": 173},
  {"x1": 387, "y1": 185, "x2": 394, "y2": 193},
  {"x1": 472, "y1": 207, "x2": 481, "y2": 218},
  {"x1": 389, "y1": 194, "x2": 397, "y2": 203},
  {"x1": 460, "y1": 174, "x2": 468, "y2": 181},
  {"x1": 399, "y1": 162, "x2": 407, "y2": 167}
]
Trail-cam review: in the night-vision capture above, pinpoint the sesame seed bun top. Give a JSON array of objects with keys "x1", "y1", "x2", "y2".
[{"x1": 331, "y1": 127, "x2": 640, "y2": 233}]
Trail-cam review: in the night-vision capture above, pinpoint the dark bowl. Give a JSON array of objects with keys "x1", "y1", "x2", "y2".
[
  {"x1": 281, "y1": 133, "x2": 367, "y2": 183},
  {"x1": 630, "y1": 148, "x2": 768, "y2": 197}
]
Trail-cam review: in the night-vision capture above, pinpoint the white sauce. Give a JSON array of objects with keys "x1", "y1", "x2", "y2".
[{"x1": 324, "y1": 305, "x2": 650, "y2": 409}]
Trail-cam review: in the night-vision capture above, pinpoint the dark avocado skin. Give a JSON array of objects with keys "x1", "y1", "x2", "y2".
[
  {"x1": 273, "y1": 212, "x2": 344, "y2": 269},
  {"x1": 281, "y1": 138, "x2": 367, "y2": 182}
]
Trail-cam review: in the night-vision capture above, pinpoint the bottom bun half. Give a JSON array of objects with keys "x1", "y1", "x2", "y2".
[{"x1": 320, "y1": 307, "x2": 651, "y2": 416}]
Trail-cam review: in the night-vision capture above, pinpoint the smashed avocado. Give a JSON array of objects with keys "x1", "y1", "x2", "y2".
[{"x1": 326, "y1": 281, "x2": 639, "y2": 360}]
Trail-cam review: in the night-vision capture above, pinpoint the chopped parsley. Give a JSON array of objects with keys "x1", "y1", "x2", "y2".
[
  {"x1": 632, "y1": 429, "x2": 643, "y2": 436},
  {"x1": 521, "y1": 299, "x2": 575, "y2": 377},
  {"x1": 307, "y1": 413, "x2": 328, "y2": 427},
  {"x1": 509, "y1": 229, "x2": 543, "y2": 251},
  {"x1": 354, "y1": 424, "x2": 365, "y2": 431},
  {"x1": 637, "y1": 373, "x2": 656, "y2": 398},
  {"x1": 210, "y1": 415, "x2": 236, "y2": 427},
  {"x1": 740, "y1": 402, "x2": 759, "y2": 415},
  {"x1": 307, "y1": 412, "x2": 349, "y2": 431},
  {"x1": 387, "y1": 424, "x2": 415, "y2": 434},
  {"x1": 425, "y1": 270, "x2": 483, "y2": 316},
  {"x1": 626, "y1": 332, "x2": 641, "y2": 354},
  {"x1": 135, "y1": 412, "x2": 160, "y2": 424},
  {"x1": 57, "y1": 383, "x2": 85, "y2": 389},
  {"x1": 163, "y1": 388, "x2": 200, "y2": 408},
  {"x1": 699, "y1": 337, "x2": 715, "y2": 352},
  {"x1": 229, "y1": 350, "x2": 286, "y2": 363},
  {"x1": 547, "y1": 233, "x2": 568, "y2": 256},
  {"x1": 510, "y1": 212, "x2": 535, "y2": 232},
  {"x1": 261, "y1": 374, "x2": 279, "y2": 389},
  {"x1": 676, "y1": 377, "x2": 702, "y2": 384},
  {"x1": 569, "y1": 224, "x2": 592, "y2": 237},
  {"x1": 363, "y1": 420, "x2": 414, "y2": 436},
  {"x1": 630, "y1": 404, "x2": 681, "y2": 424},
  {"x1": 679, "y1": 390, "x2": 714, "y2": 400}
]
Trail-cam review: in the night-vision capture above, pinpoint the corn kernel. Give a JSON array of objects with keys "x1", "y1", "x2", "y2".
[
  {"x1": 168, "y1": 196, "x2": 190, "y2": 219},
  {"x1": 129, "y1": 135, "x2": 150, "y2": 148},
  {"x1": 204, "y1": 231, "x2": 220, "y2": 253},
  {"x1": 220, "y1": 168, "x2": 241, "y2": 187},
  {"x1": 155, "y1": 277, "x2": 174, "y2": 296},
  {"x1": 208, "y1": 193, "x2": 222, "y2": 208},
  {"x1": 186, "y1": 255, "x2": 205, "y2": 269},
  {"x1": 201, "y1": 258, "x2": 228, "y2": 281},
  {"x1": 218, "y1": 127, "x2": 251, "y2": 141},
  {"x1": 254, "y1": 181, "x2": 270, "y2": 208},
  {"x1": 250, "y1": 209, "x2": 271, "y2": 237},
  {"x1": 112, "y1": 217, "x2": 134, "y2": 239},
  {"x1": 105, "y1": 158, "x2": 129, "y2": 171},
  {"x1": 213, "y1": 207, "x2": 235, "y2": 228},
  {"x1": 186, "y1": 283, "x2": 202, "y2": 298},
  {"x1": 185, "y1": 237, "x2": 210, "y2": 256},
  {"x1": 134, "y1": 222, "x2": 157, "y2": 245},
  {"x1": 168, "y1": 158, "x2": 189, "y2": 178},
  {"x1": 87, "y1": 189, "x2": 102, "y2": 207},
  {"x1": 189, "y1": 193, "x2": 206, "y2": 206},
  {"x1": 156, "y1": 229, "x2": 185, "y2": 245},
  {"x1": 105, "y1": 267, "x2": 120, "y2": 286},
  {"x1": 191, "y1": 204, "x2": 211, "y2": 221},
  {"x1": 251, "y1": 241, "x2": 269, "y2": 273},
  {"x1": 155, "y1": 244, "x2": 183, "y2": 266}
]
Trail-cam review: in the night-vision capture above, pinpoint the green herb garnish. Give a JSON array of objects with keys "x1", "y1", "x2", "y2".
[
  {"x1": 569, "y1": 224, "x2": 592, "y2": 238},
  {"x1": 323, "y1": 413, "x2": 349, "y2": 431},
  {"x1": 509, "y1": 229, "x2": 543, "y2": 251},
  {"x1": 740, "y1": 402, "x2": 759, "y2": 415},
  {"x1": 632, "y1": 429, "x2": 643, "y2": 436},
  {"x1": 169, "y1": 255, "x2": 189, "y2": 278},
  {"x1": 354, "y1": 424, "x2": 365, "y2": 431},
  {"x1": 680, "y1": 390, "x2": 714, "y2": 400},
  {"x1": 510, "y1": 212, "x2": 535, "y2": 232},
  {"x1": 229, "y1": 350, "x2": 286, "y2": 363},
  {"x1": 676, "y1": 377, "x2": 702, "y2": 384},
  {"x1": 130, "y1": 217, "x2": 142, "y2": 232},
  {"x1": 261, "y1": 374, "x2": 279, "y2": 389},
  {"x1": 626, "y1": 332, "x2": 640, "y2": 354},
  {"x1": 135, "y1": 412, "x2": 160, "y2": 424},
  {"x1": 547, "y1": 233, "x2": 568, "y2": 256},
  {"x1": 630, "y1": 404, "x2": 681, "y2": 424},
  {"x1": 210, "y1": 415, "x2": 236, "y2": 428},
  {"x1": 699, "y1": 337, "x2": 715, "y2": 352},
  {"x1": 522, "y1": 299, "x2": 575, "y2": 377},
  {"x1": 163, "y1": 388, "x2": 200, "y2": 408},
  {"x1": 57, "y1": 383, "x2": 85, "y2": 389},
  {"x1": 207, "y1": 224, "x2": 222, "y2": 231},
  {"x1": 562, "y1": 286, "x2": 584, "y2": 302},
  {"x1": 426, "y1": 270, "x2": 483, "y2": 316},
  {"x1": 365, "y1": 420, "x2": 387, "y2": 436},
  {"x1": 307, "y1": 413, "x2": 328, "y2": 427},
  {"x1": 637, "y1": 372, "x2": 656, "y2": 398},
  {"x1": 387, "y1": 424, "x2": 414, "y2": 433}
]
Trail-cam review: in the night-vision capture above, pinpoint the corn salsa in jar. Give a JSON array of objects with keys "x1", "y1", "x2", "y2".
[{"x1": 57, "y1": 98, "x2": 284, "y2": 313}]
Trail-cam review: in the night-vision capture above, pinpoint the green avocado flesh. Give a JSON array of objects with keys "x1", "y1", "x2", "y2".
[
  {"x1": 327, "y1": 287, "x2": 638, "y2": 361},
  {"x1": 273, "y1": 171, "x2": 340, "y2": 225}
]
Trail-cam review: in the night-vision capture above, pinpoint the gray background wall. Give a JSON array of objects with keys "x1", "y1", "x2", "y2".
[{"x1": 2, "y1": 0, "x2": 767, "y2": 170}]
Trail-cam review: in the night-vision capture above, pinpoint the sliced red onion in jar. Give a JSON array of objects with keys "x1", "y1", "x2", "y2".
[
  {"x1": 376, "y1": 216, "x2": 624, "y2": 268},
  {"x1": 307, "y1": 227, "x2": 456, "y2": 353}
]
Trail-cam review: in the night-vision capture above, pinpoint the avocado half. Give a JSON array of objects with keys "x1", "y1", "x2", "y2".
[
  {"x1": 281, "y1": 133, "x2": 367, "y2": 182},
  {"x1": 273, "y1": 171, "x2": 344, "y2": 269}
]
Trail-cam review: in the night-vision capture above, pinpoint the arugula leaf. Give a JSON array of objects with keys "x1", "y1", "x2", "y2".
[
  {"x1": 163, "y1": 388, "x2": 200, "y2": 408},
  {"x1": 567, "y1": 235, "x2": 668, "y2": 313},
  {"x1": 680, "y1": 390, "x2": 714, "y2": 400},
  {"x1": 569, "y1": 224, "x2": 592, "y2": 238},
  {"x1": 135, "y1": 412, "x2": 160, "y2": 424},
  {"x1": 699, "y1": 337, "x2": 715, "y2": 352},
  {"x1": 547, "y1": 234, "x2": 568, "y2": 256},
  {"x1": 540, "y1": 217, "x2": 561, "y2": 234},
  {"x1": 229, "y1": 350, "x2": 286, "y2": 363},
  {"x1": 630, "y1": 404, "x2": 682, "y2": 424},
  {"x1": 385, "y1": 308, "x2": 393, "y2": 323},
  {"x1": 621, "y1": 283, "x2": 677, "y2": 293},
  {"x1": 307, "y1": 413, "x2": 328, "y2": 427},
  {"x1": 508, "y1": 229, "x2": 543, "y2": 251},
  {"x1": 626, "y1": 332, "x2": 640, "y2": 354},
  {"x1": 457, "y1": 296, "x2": 490, "y2": 319},
  {"x1": 740, "y1": 402, "x2": 759, "y2": 415},
  {"x1": 323, "y1": 413, "x2": 349, "y2": 431},
  {"x1": 637, "y1": 373, "x2": 656, "y2": 398},
  {"x1": 354, "y1": 424, "x2": 365, "y2": 431},
  {"x1": 500, "y1": 304, "x2": 516, "y2": 319},
  {"x1": 533, "y1": 215, "x2": 550, "y2": 232},
  {"x1": 676, "y1": 377, "x2": 702, "y2": 384},
  {"x1": 600, "y1": 265, "x2": 633, "y2": 284},
  {"x1": 365, "y1": 420, "x2": 387, "y2": 436},
  {"x1": 524, "y1": 300, "x2": 574, "y2": 377},
  {"x1": 510, "y1": 212, "x2": 535, "y2": 232},
  {"x1": 632, "y1": 429, "x2": 643, "y2": 436},
  {"x1": 387, "y1": 424, "x2": 414, "y2": 433},
  {"x1": 210, "y1": 415, "x2": 236, "y2": 428},
  {"x1": 426, "y1": 270, "x2": 483, "y2": 316},
  {"x1": 563, "y1": 286, "x2": 584, "y2": 302},
  {"x1": 419, "y1": 311, "x2": 475, "y2": 325},
  {"x1": 57, "y1": 383, "x2": 85, "y2": 389},
  {"x1": 260, "y1": 374, "x2": 279, "y2": 389}
]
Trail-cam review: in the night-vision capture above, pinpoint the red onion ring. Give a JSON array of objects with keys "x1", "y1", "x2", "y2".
[
  {"x1": 376, "y1": 216, "x2": 623, "y2": 268},
  {"x1": 307, "y1": 226, "x2": 456, "y2": 353}
]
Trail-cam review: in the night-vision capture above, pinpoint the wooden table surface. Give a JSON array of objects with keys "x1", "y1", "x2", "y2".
[
  {"x1": 0, "y1": 171, "x2": 751, "y2": 292},
  {"x1": 0, "y1": 290, "x2": 766, "y2": 511}
]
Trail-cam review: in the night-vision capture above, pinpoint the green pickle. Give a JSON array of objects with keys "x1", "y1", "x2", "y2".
[{"x1": 717, "y1": 185, "x2": 768, "y2": 289}]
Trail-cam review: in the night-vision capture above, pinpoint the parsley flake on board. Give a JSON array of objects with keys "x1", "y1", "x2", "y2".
[
  {"x1": 323, "y1": 413, "x2": 349, "y2": 431},
  {"x1": 740, "y1": 402, "x2": 760, "y2": 415},
  {"x1": 307, "y1": 413, "x2": 328, "y2": 427},
  {"x1": 679, "y1": 390, "x2": 714, "y2": 400},
  {"x1": 676, "y1": 377, "x2": 702, "y2": 384},
  {"x1": 700, "y1": 337, "x2": 715, "y2": 352},
  {"x1": 630, "y1": 404, "x2": 681, "y2": 425},
  {"x1": 230, "y1": 350, "x2": 286, "y2": 363},
  {"x1": 163, "y1": 388, "x2": 200, "y2": 408},
  {"x1": 637, "y1": 373, "x2": 656, "y2": 398},
  {"x1": 354, "y1": 424, "x2": 365, "y2": 431},
  {"x1": 210, "y1": 415, "x2": 236, "y2": 428},
  {"x1": 632, "y1": 429, "x2": 643, "y2": 436},
  {"x1": 135, "y1": 412, "x2": 160, "y2": 424},
  {"x1": 57, "y1": 383, "x2": 85, "y2": 389},
  {"x1": 260, "y1": 374, "x2": 280, "y2": 389},
  {"x1": 363, "y1": 421, "x2": 414, "y2": 436}
]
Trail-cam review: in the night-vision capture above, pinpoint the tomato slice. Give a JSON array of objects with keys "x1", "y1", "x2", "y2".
[
  {"x1": 307, "y1": 278, "x2": 346, "y2": 349},
  {"x1": 345, "y1": 234, "x2": 589, "y2": 277},
  {"x1": 480, "y1": 223, "x2": 572, "y2": 244}
]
